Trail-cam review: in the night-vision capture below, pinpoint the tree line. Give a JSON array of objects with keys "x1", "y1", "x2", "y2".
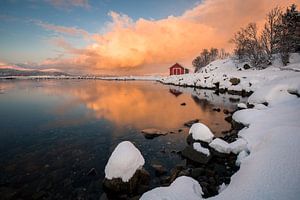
[{"x1": 193, "y1": 4, "x2": 300, "y2": 72}]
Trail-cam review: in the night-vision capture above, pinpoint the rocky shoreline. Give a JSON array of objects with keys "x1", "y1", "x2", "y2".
[{"x1": 101, "y1": 105, "x2": 247, "y2": 200}]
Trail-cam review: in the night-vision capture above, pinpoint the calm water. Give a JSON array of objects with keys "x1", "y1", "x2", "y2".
[{"x1": 0, "y1": 80, "x2": 246, "y2": 199}]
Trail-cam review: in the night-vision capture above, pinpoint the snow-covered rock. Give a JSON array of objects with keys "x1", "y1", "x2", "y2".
[
  {"x1": 140, "y1": 176, "x2": 203, "y2": 200},
  {"x1": 229, "y1": 138, "x2": 248, "y2": 154},
  {"x1": 193, "y1": 142, "x2": 210, "y2": 156},
  {"x1": 235, "y1": 150, "x2": 249, "y2": 166},
  {"x1": 105, "y1": 141, "x2": 145, "y2": 182},
  {"x1": 237, "y1": 103, "x2": 247, "y2": 109},
  {"x1": 189, "y1": 123, "x2": 214, "y2": 143},
  {"x1": 209, "y1": 138, "x2": 231, "y2": 154}
]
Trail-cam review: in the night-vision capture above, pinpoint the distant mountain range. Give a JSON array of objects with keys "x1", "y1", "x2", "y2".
[{"x1": 0, "y1": 68, "x2": 70, "y2": 77}]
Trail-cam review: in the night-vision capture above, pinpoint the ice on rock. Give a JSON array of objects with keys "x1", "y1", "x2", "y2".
[
  {"x1": 193, "y1": 142, "x2": 210, "y2": 156},
  {"x1": 229, "y1": 138, "x2": 248, "y2": 154},
  {"x1": 209, "y1": 138, "x2": 231, "y2": 154},
  {"x1": 189, "y1": 123, "x2": 214, "y2": 143},
  {"x1": 105, "y1": 141, "x2": 145, "y2": 182},
  {"x1": 140, "y1": 176, "x2": 203, "y2": 200}
]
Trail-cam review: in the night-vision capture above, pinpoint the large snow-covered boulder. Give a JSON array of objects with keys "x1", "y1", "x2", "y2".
[
  {"x1": 103, "y1": 141, "x2": 149, "y2": 194},
  {"x1": 189, "y1": 123, "x2": 214, "y2": 143},
  {"x1": 105, "y1": 141, "x2": 145, "y2": 182},
  {"x1": 140, "y1": 176, "x2": 203, "y2": 200}
]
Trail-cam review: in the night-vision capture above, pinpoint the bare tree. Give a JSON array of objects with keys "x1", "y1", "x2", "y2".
[
  {"x1": 231, "y1": 23, "x2": 268, "y2": 68},
  {"x1": 193, "y1": 48, "x2": 225, "y2": 72},
  {"x1": 261, "y1": 6, "x2": 282, "y2": 61}
]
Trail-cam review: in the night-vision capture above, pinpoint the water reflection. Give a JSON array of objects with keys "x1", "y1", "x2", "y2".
[
  {"x1": 38, "y1": 80, "x2": 240, "y2": 135},
  {"x1": 0, "y1": 80, "x2": 246, "y2": 200}
]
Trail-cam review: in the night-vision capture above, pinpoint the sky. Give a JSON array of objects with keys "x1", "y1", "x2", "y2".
[{"x1": 0, "y1": 0, "x2": 299, "y2": 75}]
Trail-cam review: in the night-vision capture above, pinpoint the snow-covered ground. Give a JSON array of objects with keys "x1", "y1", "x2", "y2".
[
  {"x1": 160, "y1": 54, "x2": 300, "y2": 93},
  {"x1": 142, "y1": 54, "x2": 300, "y2": 199}
]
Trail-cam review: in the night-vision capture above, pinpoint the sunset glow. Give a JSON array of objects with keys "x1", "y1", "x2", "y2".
[{"x1": 1, "y1": 0, "x2": 299, "y2": 75}]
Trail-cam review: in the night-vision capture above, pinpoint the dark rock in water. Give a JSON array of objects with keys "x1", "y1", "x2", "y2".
[
  {"x1": 223, "y1": 109, "x2": 230, "y2": 115},
  {"x1": 229, "y1": 97, "x2": 240, "y2": 103},
  {"x1": 136, "y1": 184, "x2": 149, "y2": 195},
  {"x1": 184, "y1": 119, "x2": 199, "y2": 127},
  {"x1": 186, "y1": 134, "x2": 194, "y2": 145},
  {"x1": 229, "y1": 77, "x2": 241, "y2": 85},
  {"x1": 186, "y1": 134, "x2": 210, "y2": 148},
  {"x1": 87, "y1": 168, "x2": 97, "y2": 176},
  {"x1": 177, "y1": 169, "x2": 191, "y2": 177},
  {"x1": 210, "y1": 148, "x2": 229, "y2": 158},
  {"x1": 152, "y1": 164, "x2": 167, "y2": 176},
  {"x1": 191, "y1": 168, "x2": 205, "y2": 179},
  {"x1": 141, "y1": 128, "x2": 168, "y2": 139},
  {"x1": 130, "y1": 195, "x2": 142, "y2": 200},
  {"x1": 213, "y1": 108, "x2": 221, "y2": 112},
  {"x1": 103, "y1": 168, "x2": 150, "y2": 194},
  {"x1": 243, "y1": 64, "x2": 251, "y2": 70},
  {"x1": 160, "y1": 176, "x2": 171, "y2": 185},
  {"x1": 181, "y1": 146, "x2": 211, "y2": 164},
  {"x1": 99, "y1": 193, "x2": 108, "y2": 200},
  {"x1": 224, "y1": 115, "x2": 232, "y2": 123},
  {"x1": 231, "y1": 120, "x2": 245, "y2": 131},
  {"x1": 180, "y1": 102, "x2": 186, "y2": 106},
  {"x1": 169, "y1": 168, "x2": 181, "y2": 183}
]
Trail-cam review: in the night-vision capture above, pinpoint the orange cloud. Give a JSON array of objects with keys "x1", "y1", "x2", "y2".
[{"x1": 45, "y1": 0, "x2": 300, "y2": 75}]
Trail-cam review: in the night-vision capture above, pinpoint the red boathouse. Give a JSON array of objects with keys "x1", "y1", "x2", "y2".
[{"x1": 169, "y1": 63, "x2": 189, "y2": 75}]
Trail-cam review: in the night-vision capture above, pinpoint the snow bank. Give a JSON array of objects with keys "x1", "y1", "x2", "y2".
[
  {"x1": 229, "y1": 138, "x2": 248, "y2": 154},
  {"x1": 209, "y1": 77, "x2": 300, "y2": 200},
  {"x1": 149, "y1": 55, "x2": 300, "y2": 200},
  {"x1": 193, "y1": 142, "x2": 210, "y2": 156},
  {"x1": 160, "y1": 54, "x2": 300, "y2": 95},
  {"x1": 140, "y1": 176, "x2": 203, "y2": 200},
  {"x1": 104, "y1": 141, "x2": 145, "y2": 182},
  {"x1": 209, "y1": 138, "x2": 230, "y2": 154},
  {"x1": 189, "y1": 123, "x2": 214, "y2": 143}
]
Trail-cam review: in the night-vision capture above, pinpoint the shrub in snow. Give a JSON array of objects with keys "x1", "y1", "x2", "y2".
[
  {"x1": 193, "y1": 142, "x2": 210, "y2": 156},
  {"x1": 140, "y1": 176, "x2": 203, "y2": 200},
  {"x1": 105, "y1": 141, "x2": 145, "y2": 182},
  {"x1": 189, "y1": 123, "x2": 214, "y2": 143},
  {"x1": 209, "y1": 138, "x2": 231, "y2": 154}
]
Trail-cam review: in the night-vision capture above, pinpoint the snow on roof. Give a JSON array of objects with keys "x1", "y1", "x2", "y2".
[{"x1": 104, "y1": 141, "x2": 145, "y2": 182}]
